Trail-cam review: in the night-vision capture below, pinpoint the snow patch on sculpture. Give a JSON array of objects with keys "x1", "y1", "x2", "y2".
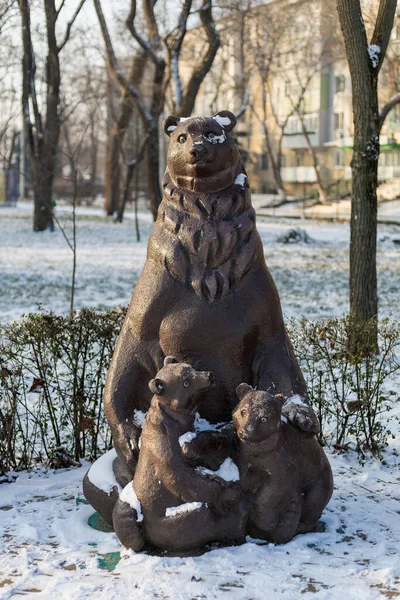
[
  {"x1": 87, "y1": 448, "x2": 122, "y2": 495},
  {"x1": 194, "y1": 412, "x2": 224, "y2": 432},
  {"x1": 165, "y1": 502, "x2": 204, "y2": 517},
  {"x1": 133, "y1": 409, "x2": 147, "y2": 428},
  {"x1": 197, "y1": 458, "x2": 240, "y2": 482},
  {"x1": 179, "y1": 431, "x2": 197, "y2": 447},
  {"x1": 235, "y1": 173, "x2": 247, "y2": 187},
  {"x1": 284, "y1": 394, "x2": 306, "y2": 408},
  {"x1": 120, "y1": 482, "x2": 144, "y2": 522},
  {"x1": 208, "y1": 131, "x2": 226, "y2": 144},
  {"x1": 213, "y1": 115, "x2": 233, "y2": 128}
]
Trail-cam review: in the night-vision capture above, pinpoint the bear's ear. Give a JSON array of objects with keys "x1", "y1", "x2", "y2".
[
  {"x1": 275, "y1": 393, "x2": 286, "y2": 406},
  {"x1": 163, "y1": 115, "x2": 181, "y2": 137},
  {"x1": 164, "y1": 355, "x2": 178, "y2": 366},
  {"x1": 236, "y1": 382, "x2": 253, "y2": 400},
  {"x1": 213, "y1": 110, "x2": 237, "y2": 132},
  {"x1": 149, "y1": 378, "x2": 165, "y2": 395}
]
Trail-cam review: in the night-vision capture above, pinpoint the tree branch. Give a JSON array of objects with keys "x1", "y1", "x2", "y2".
[
  {"x1": 379, "y1": 91, "x2": 400, "y2": 131},
  {"x1": 93, "y1": 0, "x2": 152, "y2": 124},
  {"x1": 165, "y1": 0, "x2": 192, "y2": 111},
  {"x1": 58, "y1": 0, "x2": 87, "y2": 52},
  {"x1": 125, "y1": 0, "x2": 164, "y2": 66},
  {"x1": 178, "y1": 0, "x2": 220, "y2": 117},
  {"x1": 370, "y1": 0, "x2": 397, "y2": 71}
]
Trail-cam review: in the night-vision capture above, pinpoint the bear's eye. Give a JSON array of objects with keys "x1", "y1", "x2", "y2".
[
  {"x1": 183, "y1": 380, "x2": 190, "y2": 388},
  {"x1": 177, "y1": 134, "x2": 187, "y2": 144},
  {"x1": 241, "y1": 408, "x2": 247, "y2": 417},
  {"x1": 205, "y1": 132, "x2": 216, "y2": 140},
  {"x1": 261, "y1": 417, "x2": 267, "y2": 423}
]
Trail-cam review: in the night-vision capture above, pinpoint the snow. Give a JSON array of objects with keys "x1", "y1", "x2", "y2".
[
  {"x1": 194, "y1": 412, "x2": 225, "y2": 432},
  {"x1": 1, "y1": 452, "x2": 400, "y2": 598},
  {"x1": 120, "y1": 483, "x2": 143, "y2": 522},
  {"x1": 178, "y1": 431, "x2": 197, "y2": 447},
  {"x1": 368, "y1": 43, "x2": 380, "y2": 68},
  {"x1": 87, "y1": 448, "x2": 121, "y2": 495},
  {"x1": 133, "y1": 410, "x2": 147, "y2": 428},
  {"x1": 284, "y1": 394, "x2": 306, "y2": 408},
  {"x1": 207, "y1": 131, "x2": 226, "y2": 144},
  {"x1": 1, "y1": 202, "x2": 400, "y2": 322},
  {"x1": 197, "y1": 458, "x2": 240, "y2": 482},
  {"x1": 1, "y1": 202, "x2": 400, "y2": 598},
  {"x1": 165, "y1": 502, "x2": 204, "y2": 517},
  {"x1": 213, "y1": 115, "x2": 232, "y2": 128},
  {"x1": 234, "y1": 173, "x2": 247, "y2": 187}
]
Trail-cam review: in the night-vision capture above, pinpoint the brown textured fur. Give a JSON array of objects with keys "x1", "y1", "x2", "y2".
[
  {"x1": 148, "y1": 170, "x2": 259, "y2": 302},
  {"x1": 99, "y1": 110, "x2": 319, "y2": 474}
]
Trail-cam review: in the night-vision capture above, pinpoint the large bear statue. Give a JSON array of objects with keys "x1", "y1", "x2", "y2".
[{"x1": 104, "y1": 110, "x2": 319, "y2": 475}]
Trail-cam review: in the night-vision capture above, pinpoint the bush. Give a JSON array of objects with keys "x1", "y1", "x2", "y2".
[
  {"x1": 289, "y1": 316, "x2": 400, "y2": 460},
  {"x1": 0, "y1": 308, "x2": 126, "y2": 474},
  {"x1": 0, "y1": 310, "x2": 398, "y2": 474}
]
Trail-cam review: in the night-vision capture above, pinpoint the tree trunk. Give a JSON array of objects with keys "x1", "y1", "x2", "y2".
[
  {"x1": 31, "y1": 158, "x2": 55, "y2": 231},
  {"x1": 350, "y1": 78, "x2": 379, "y2": 322},
  {"x1": 105, "y1": 49, "x2": 148, "y2": 215},
  {"x1": 145, "y1": 124, "x2": 161, "y2": 220},
  {"x1": 104, "y1": 126, "x2": 123, "y2": 215},
  {"x1": 89, "y1": 117, "x2": 97, "y2": 205},
  {"x1": 337, "y1": 0, "x2": 397, "y2": 342},
  {"x1": 299, "y1": 114, "x2": 327, "y2": 204}
]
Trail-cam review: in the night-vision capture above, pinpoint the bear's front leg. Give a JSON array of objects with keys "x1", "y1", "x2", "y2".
[
  {"x1": 105, "y1": 325, "x2": 164, "y2": 472},
  {"x1": 281, "y1": 396, "x2": 320, "y2": 436},
  {"x1": 112, "y1": 484, "x2": 145, "y2": 552},
  {"x1": 252, "y1": 336, "x2": 319, "y2": 436},
  {"x1": 182, "y1": 425, "x2": 235, "y2": 470}
]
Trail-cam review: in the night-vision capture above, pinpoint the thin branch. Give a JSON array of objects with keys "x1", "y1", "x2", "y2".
[
  {"x1": 56, "y1": 0, "x2": 66, "y2": 19},
  {"x1": 58, "y1": 0, "x2": 87, "y2": 52},
  {"x1": 379, "y1": 91, "x2": 400, "y2": 131},
  {"x1": 165, "y1": 0, "x2": 192, "y2": 111},
  {"x1": 93, "y1": 0, "x2": 152, "y2": 124},
  {"x1": 178, "y1": 0, "x2": 220, "y2": 116},
  {"x1": 370, "y1": 0, "x2": 397, "y2": 71},
  {"x1": 125, "y1": 0, "x2": 164, "y2": 66},
  {"x1": 235, "y1": 48, "x2": 264, "y2": 119}
]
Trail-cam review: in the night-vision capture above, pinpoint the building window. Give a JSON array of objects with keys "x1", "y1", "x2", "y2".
[
  {"x1": 334, "y1": 112, "x2": 344, "y2": 130},
  {"x1": 259, "y1": 154, "x2": 268, "y2": 170},
  {"x1": 334, "y1": 149, "x2": 344, "y2": 167},
  {"x1": 305, "y1": 114, "x2": 318, "y2": 132},
  {"x1": 335, "y1": 75, "x2": 345, "y2": 93}
]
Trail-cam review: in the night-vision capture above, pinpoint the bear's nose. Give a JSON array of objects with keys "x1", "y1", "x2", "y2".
[{"x1": 190, "y1": 143, "x2": 207, "y2": 159}]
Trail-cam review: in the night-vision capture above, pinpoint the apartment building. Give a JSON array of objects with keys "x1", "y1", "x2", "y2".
[{"x1": 188, "y1": 0, "x2": 400, "y2": 197}]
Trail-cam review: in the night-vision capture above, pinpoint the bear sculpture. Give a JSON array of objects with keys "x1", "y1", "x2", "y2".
[
  {"x1": 112, "y1": 357, "x2": 248, "y2": 552},
  {"x1": 232, "y1": 384, "x2": 334, "y2": 544},
  {"x1": 103, "y1": 110, "x2": 319, "y2": 476}
]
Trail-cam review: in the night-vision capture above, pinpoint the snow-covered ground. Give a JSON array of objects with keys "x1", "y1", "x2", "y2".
[
  {"x1": 1, "y1": 201, "x2": 400, "y2": 322},
  {"x1": 1, "y1": 202, "x2": 400, "y2": 599}
]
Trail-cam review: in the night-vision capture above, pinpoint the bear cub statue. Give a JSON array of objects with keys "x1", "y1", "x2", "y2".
[
  {"x1": 112, "y1": 357, "x2": 248, "y2": 553},
  {"x1": 232, "y1": 384, "x2": 334, "y2": 544}
]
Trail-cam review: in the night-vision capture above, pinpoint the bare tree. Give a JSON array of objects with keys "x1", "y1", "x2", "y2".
[
  {"x1": 19, "y1": 0, "x2": 86, "y2": 231},
  {"x1": 0, "y1": 1, "x2": 20, "y2": 172},
  {"x1": 337, "y1": 0, "x2": 397, "y2": 340},
  {"x1": 95, "y1": 0, "x2": 220, "y2": 220}
]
